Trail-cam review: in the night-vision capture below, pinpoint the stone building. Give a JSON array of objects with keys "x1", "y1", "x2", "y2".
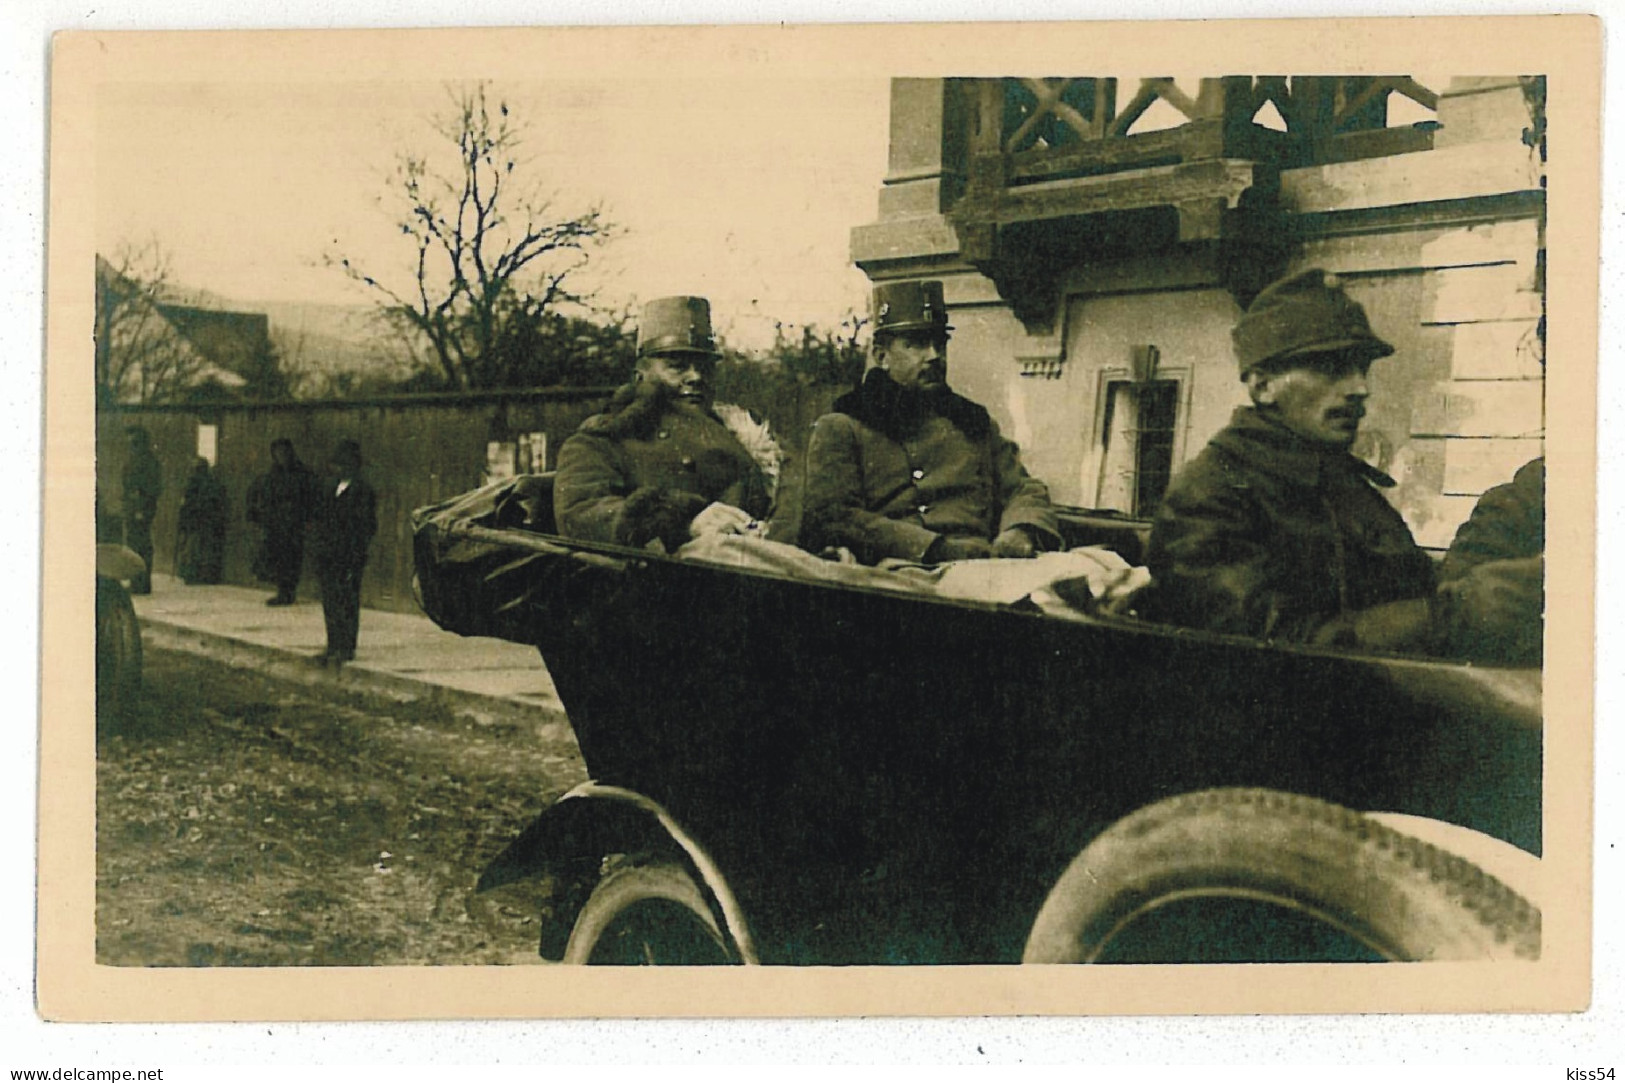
[{"x1": 850, "y1": 76, "x2": 1545, "y2": 547}]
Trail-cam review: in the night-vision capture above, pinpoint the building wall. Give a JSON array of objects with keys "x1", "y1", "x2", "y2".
[
  {"x1": 1289, "y1": 218, "x2": 1544, "y2": 546},
  {"x1": 851, "y1": 76, "x2": 1545, "y2": 546},
  {"x1": 98, "y1": 391, "x2": 612, "y2": 613}
]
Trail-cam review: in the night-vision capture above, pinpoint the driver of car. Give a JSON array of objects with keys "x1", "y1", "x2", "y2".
[{"x1": 1144, "y1": 268, "x2": 1437, "y2": 650}]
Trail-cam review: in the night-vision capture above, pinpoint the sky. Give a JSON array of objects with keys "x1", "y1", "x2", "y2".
[
  {"x1": 97, "y1": 77, "x2": 893, "y2": 349},
  {"x1": 92, "y1": 71, "x2": 1446, "y2": 355}
]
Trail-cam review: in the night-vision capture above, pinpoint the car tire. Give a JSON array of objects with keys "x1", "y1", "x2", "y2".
[
  {"x1": 1022, "y1": 788, "x2": 1541, "y2": 963},
  {"x1": 562, "y1": 859, "x2": 736, "y2": 965},
  {"x1": 95, "y1": 576, "x2": 143, "y2": 727}
]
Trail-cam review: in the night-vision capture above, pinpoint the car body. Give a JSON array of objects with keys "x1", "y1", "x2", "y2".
[{"x1": 414, "y1": 475, "x2": 1541, "y2": 964}]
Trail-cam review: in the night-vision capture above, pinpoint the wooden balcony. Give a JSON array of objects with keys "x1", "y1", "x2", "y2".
[{"x1": 944, "y1": 76, "x2": 1442, "y2": 323}]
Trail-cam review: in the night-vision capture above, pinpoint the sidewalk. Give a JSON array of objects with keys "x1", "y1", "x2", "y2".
[{"x1": 131, "y1": 574, "x2": 570, "y2": 734}]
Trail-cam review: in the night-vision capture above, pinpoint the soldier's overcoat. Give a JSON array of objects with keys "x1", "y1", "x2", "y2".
[
  {"x1": 801, "y1": 370, "x2": 1060, "y2": 564},
  {"x1": 554, "y1": 382, "x2": 773, "y2": 549}
]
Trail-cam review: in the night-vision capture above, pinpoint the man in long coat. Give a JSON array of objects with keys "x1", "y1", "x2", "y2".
[
  {"x1": 310, "y1": 440, "x2": 377, "y2": 666},
  {"x1": 120, "y1": 426, "x2": 163, "y2": 594},
  {"x1": 247, "y1": 438, "x2": 318, "y2": 606},
  {"x1": 801, "y1": 280, "x2": 1059, "y2": 565},
  {"x1": 1145, "y1": 269, "x2": 1436, "y2": 649},
  {"x1": 554, "y1": 296, "x2": 777, "y2": 550},
  {"x1": 176, "y1": 456, "x2": 228, "y2": 585}
]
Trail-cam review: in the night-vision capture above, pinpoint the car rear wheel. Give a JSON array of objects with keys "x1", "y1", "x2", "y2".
[
  {"x1": 1022, "y1": 788, "x2": 1541, "y2": 963},
  {"x1": 562, "y1": 859, "x2": 736, "y2": 965},
  {"x1": 95, "y1": 577, "x2": 143, "y2": 727}
]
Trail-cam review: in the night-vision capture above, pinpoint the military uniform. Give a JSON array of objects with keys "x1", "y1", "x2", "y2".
[
  {"x1": 553, "y1": 385, "x2": 773, "y2": 549},
  {"x1": 1145, "y1": 268, "x2": 1437, "y2": 647},
  {"x1": 1145, "y1": 405, "x2": 1436, "y2": 642},
  {"x1": 1434, "y1": 457, "x2": 1544, "y2": 664},
  {"x1": 553, "y1": 295, "x2": 774, "y2": 550},
  {"x1": 1440, "y1": 457, "x2": 1544, "y2": 581},
  {"x1": 802, "y1": 369, "x2": 1060, "y2": 564},
  {"x1": 801, "y1": 278, "x2": 1059, "y2": 565}
]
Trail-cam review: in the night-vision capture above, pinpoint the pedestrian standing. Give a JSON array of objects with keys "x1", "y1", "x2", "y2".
[
  {"x1": 176, "y1": 456, "x2": 228, "y2": 584},
  {"x1": 311, "y1": 440, "x2": 377, "y2": 667},
  {"x1": 120, "y1": 426, "x2": 163, "y2": 594},
  {"x1": 247, "y1": 438, "x2": 318, "y2": 606}
]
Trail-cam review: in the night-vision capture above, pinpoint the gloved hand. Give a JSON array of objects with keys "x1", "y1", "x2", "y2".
[
  {"x1": 1313, "y1": 598, "x2": 1434, "y2": 652},
  {"x1": 688, "y1": 501, "x2": 758, "y2": 538},
  {"x1": 991, "y1": 527, "x2": 1038, "y2": 559},
  {"x1": 1351, "y1": 598, "x2": 1435, "y2": 651},
  {"x1": 930, "y1": 536, "x2": 993, "y2": 563}
]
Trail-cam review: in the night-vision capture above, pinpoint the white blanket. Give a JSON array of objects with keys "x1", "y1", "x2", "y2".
[{"x1": 674, "y1": 535, "x2": 1149, "y2": 616}]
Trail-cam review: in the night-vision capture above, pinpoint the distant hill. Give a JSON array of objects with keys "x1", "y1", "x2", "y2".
[{"x1": 183, "y1": 289, "x2": 419, "y2": 396}]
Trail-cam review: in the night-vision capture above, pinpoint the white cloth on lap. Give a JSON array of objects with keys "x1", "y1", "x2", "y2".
[{"x1": 675, "y1": 534, "x2": 1148, "y2": 615}]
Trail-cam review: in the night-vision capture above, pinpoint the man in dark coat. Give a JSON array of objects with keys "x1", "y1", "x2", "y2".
[
  {"x1": 120, "y1": 426, "x2": 163, "y2": 594},
  {"x1": 310, "y1": 440, "x2": 377, "y2": 666},
  {"x1": 1434, "y1": 457, "x2": 1544, "y2": 664},
  {"x1": 247, "y1": 438, "x2": 318, "y2": 605},
  {"x1": 801, "y1": 280, "x2": 1059, "y2": 565},
  {"x1": 554, "y1": 296, "x2": 776, "y2": 550},
  {"x1": 1145, "y1": 269, "x2": 1436, "y2": 649},
  {"x1": 176, "y1": 456, "x2": 228, "y2": 585}
]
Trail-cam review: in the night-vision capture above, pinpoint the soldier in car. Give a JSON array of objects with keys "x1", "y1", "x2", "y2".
[
  {"x1": 801, "y1": 280, "x2": 1060, "y2": 565},
  {"x1": 1434, "y1": 456, "x2": 1544, "y2": 665},
  {"x1": 553, "y1": 296, "x2": 779, "y2": 551},
  {"x1": 1145, "y1": 268, "x2": 1437, "y2": 649}
]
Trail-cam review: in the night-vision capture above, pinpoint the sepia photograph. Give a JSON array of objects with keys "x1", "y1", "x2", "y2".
[{"x1": 37, "y1": 14, "x2": 1600, "y2": 1024}]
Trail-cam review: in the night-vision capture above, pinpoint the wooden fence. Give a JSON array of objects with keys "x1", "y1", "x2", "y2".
[{"x1": 97, "y1": 389, "x2": 614, "y2": 613}]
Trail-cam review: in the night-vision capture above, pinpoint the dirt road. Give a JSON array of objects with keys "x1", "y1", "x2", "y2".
[{"x1": 96, "y1": 648, "x2": 586, "y2": 966}]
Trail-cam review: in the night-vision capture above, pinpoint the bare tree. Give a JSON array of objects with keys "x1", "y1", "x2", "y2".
[
  {"x1": 95, "y1": 240, "x2": 208, "y2": 405},
  {"x1": 331, "y1": 83, "x2": 616, "y2": 390}
]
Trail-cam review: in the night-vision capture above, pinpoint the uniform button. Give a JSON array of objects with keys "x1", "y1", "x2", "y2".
[{"x1": 911, "y1": 469, "x2": 925, "y2": 480}]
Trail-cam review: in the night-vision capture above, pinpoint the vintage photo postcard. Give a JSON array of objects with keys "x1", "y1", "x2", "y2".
[{"x1": 39, "y1": 15, "x2": 1600, "y2": 1020}]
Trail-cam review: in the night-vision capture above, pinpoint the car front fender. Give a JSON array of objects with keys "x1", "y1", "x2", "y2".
[{"x1": 474, "y1": 781, "x2": 757, "y2": 963}]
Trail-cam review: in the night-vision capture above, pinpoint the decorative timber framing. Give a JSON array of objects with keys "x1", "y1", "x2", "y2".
[{"x1": 941, "y1": 76, "x2": 1442, "y2": 330}]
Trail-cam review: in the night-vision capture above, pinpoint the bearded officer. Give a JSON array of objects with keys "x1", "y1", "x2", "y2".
[
  {"x1": 801, "y1": 280, "x2": 1060, "y2": 565},
  {"x1": 1145, "y1": 268, "x2": 1436, "y2": 649},
  {"x1": 554, "y1": 295, "x2": 776, "y2": 550}
]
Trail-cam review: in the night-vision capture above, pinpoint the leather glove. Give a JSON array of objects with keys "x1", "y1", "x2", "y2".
[
  {"x1": 991, "y1": 527, "x2": 1038, "y2": 559},
  {"x1": 1352, "y1": 598, "x2": 1436, "y2": 651},
  {"x1": 930, "y1": 536, "x2": 993, "y2": 563},
  {"x1": 1311, "y1": 598, "x2": 1435, "y2": 652}
]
